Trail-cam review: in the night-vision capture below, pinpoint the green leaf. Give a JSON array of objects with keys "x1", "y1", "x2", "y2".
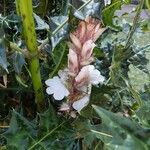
[
  {"x1": 145, "y1": 0, "x2": 150, "y2": 11},
  {"x1": 102, "y1": 0, "x2": 122, "y2": 28},
  {"x1": 34, "y1": 13, "x2": 49, "y2": 30},
  {"x1": 73, "y1": 0, "x2": 103, "y2": 20},
  {"x1": 136, "y1": 101, "x2": 150, "y2": 127},
  {"x1": 92, "y1": 105, "x2": 150, "y2": 146},
  {"x1": 33, "y1": 0, "x2": 49, "y2": 18},
  {"x1": 49, "y1": 15, "x2": 69, "y2": 50},
  {"x1": 81, "y1": 85, "x2": 115, "y2": 118},
  {"x1": 38, "y1": 104, "x2": 58, "y2": 133},
  {"x1": 15, "y1": 74, "x2": 28, "y2": 88},
  {"x1": 3, "y1": 110, "x2": 37, "y2": 150}
]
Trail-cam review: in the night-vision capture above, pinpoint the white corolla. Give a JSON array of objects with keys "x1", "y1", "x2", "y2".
[
  {"x1": 72, "y1": 95, "x2": 90, "y2": 112},
  {"x1": 45, "y1": 76, "x2": 69, "y2": 100},
  {"x1": 75, "y1": 65, "x2": 105, "y2": 87},
  {"x1": 45, "y1": 65, "x2": 105, "y2": 112}
]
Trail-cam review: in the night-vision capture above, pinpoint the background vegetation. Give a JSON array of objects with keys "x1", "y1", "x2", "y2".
[{"x1": 0, "y1": 0, "x2": 150, "y2": 149}]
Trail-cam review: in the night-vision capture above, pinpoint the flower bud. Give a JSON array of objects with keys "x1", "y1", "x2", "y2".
[{"x1": 68, "y1": 49, "x2": 79, "y2": 77}]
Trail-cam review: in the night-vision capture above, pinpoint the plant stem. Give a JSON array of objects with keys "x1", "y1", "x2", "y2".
[
  {"x1": 15, "y1": 0, "x2": 45, "y2": 111},
  {"x1": 125, "y1": 0, "x2": 144, "y2": 48}
]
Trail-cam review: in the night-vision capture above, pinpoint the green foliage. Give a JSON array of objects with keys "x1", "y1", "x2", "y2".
[
  {"x1": 92, "y1": 105, "x2": 150, "y2": 150},
  {"x1": 102, "y1": 0, "x2": 131, "y2": 28},
  {"x1": 0, "y1": 0, "x2": 150, "y2": 149},
  {"x1": 3, "y1": 110, "x2": 37, "y2": 150}
]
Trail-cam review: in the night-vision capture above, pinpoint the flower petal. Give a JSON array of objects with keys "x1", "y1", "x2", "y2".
[
  {"x1": 93, "y1": 28, "x2": 106, "y2": 42},
  {"x1": 75, "y1": 66, "x2": 89, "y2": 87},
  {"x1": 46, "y1": 87, "x2": 54, "y2": 95},
  {"x1": 45, "y1": 78, "x2": 55, "y2": 86},
  {"x1": 72, "y1": 95, "x2": 90, "y2": 112},
  {"x1": 86, "y1": 65, "x2": 105, "y2": 85},
  {"x1": 81, "y1": 40, "x2": 95, "y2": 60},
  {"x1": 68, "y1": 49, "x2": 79, "y2": 76},
  {"x1": 45, "y1": 76, "x2": 69, "y2": 100},
  {"x1": 70, "y1": 33, "x2": 82, "y2": 50},
  {"x1": 53, "y1": 86, "x2": 69, "y2": 100}
]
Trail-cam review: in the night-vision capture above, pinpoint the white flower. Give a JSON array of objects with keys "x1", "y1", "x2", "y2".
[
  {"x1": 75, "y1": 65, "x2": 105, "y2": 87},
  {"x1": 89, "y1": 65, "x2": 105, "y2": 85},
  {"x1": 72, "y1": 95, "x2": 90, "y2": 112},
  {"x1": 45, "y1": 76, "x2": 69, "y2": 100}
]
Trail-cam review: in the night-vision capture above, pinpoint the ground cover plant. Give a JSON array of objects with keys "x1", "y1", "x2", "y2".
[{"x1": 0, "y1": 0, "x2": 150, "y2": 149}]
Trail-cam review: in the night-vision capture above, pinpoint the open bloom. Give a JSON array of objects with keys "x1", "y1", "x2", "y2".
[
  {"x1": 75, "y1": 65, "x2": 105, "y2": 87},
  {"x1": 45, "y1": 17, "x2": 106, "y2": 114},
  {"x1": 45, "y1": 76, "x2": 69, "y2": 100}
]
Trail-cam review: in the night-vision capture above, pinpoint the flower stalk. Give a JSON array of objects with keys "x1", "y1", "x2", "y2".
[
  {"x1": 15, "y1": 0, "x2": 45, "y2": 111},
  {"x1": 46, "y1": 17, "x2": 106, "y2": 113}
]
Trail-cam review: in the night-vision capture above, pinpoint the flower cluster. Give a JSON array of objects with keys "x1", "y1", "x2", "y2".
[{"x1": 45, "y1": 17, "x2": 106, "y2": 113}]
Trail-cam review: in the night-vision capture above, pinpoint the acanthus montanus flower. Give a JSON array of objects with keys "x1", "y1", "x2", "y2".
[{"x1": 45, "y1": 16, "x2": 106, "y2": 114}]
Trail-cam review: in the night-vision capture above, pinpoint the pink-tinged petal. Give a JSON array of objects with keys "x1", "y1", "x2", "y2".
[
  {"x1": 72, "y1": 95, "x2": 90, "y2": 112},
  {"x1": 94, "y1": 23, "x2": 100, "y2": 33},
  {"x1": 93, "y1": 28, "x2": 106, "y2": 42},
  {"x1": 86, "y1": 17, "x2": 97, "y2": 32},
  {"x1": 75, "y1": 66, "x2": 89, "y2": 87},
  {"x1": 75, "y1": 65, "x2": 105, "y2": 87},
  {"x1": 67, "y1": 42, "x2": 76, "y2": 51},
  {"x1": 80, "y1": 57, "x2": 94, "y2": 66},
  {"x1": 81, "y1": 40, "x2": 95, "y2": 61},
  {"x1": 68, "y1": 49, "x2": 79, "y2": 76},
  {"x1": 85, "y1": 16, "x2": 90, "y2": 23},
  {"x1": 78, "y1": 21, "x2": 86, "y2": 40},
  {"x1": 70, "y1": 33, "x2": 82, "y2": 50}
]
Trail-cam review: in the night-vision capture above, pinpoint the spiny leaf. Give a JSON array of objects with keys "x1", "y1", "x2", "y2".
[
  {"x1": 3, "y1": 110, "x2": 37, "y2": 150},
  {"x1": 102, "y1": 0, "x2": 122, "y2": 28},
  {"x1": 38, "y1": 104, "x2": 58, "y2": 133},
  {"x1": 92, "y1": 105, "x2": 150, "y2": 142},
  {"x1": 73, "y1": 0, "x2": 103, "y2": 20},
  {"x1": 49, "y1": 15, "x2": 69, "y2": 50},
  {"x1": 34, "y1": 13, "x2": 49, "y2": 30}
]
